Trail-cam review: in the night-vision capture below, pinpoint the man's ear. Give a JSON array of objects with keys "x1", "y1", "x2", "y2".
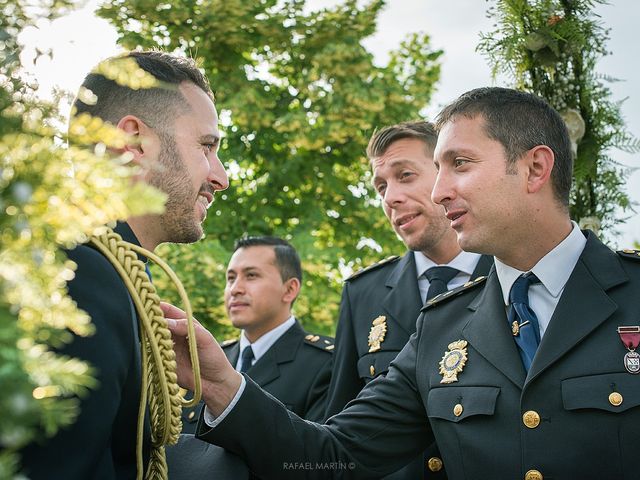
[
  {"x1": 116, "y1": 115, "x2": 160, "y2": 178},
  {"x1": 282, "y1": 277, "x2": 301, "y2": 305},
  {"x1": 525, "y1": 145, "x2": 554, "y2": 194}
]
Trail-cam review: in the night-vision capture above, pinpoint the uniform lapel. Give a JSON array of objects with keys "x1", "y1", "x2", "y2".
[
  {"x1": 526, "y1": 233, "x2": 626, "y2": 383},
  {"x1": 382, "y1": 252, "x2": 422, "y2": 335},
  {"x1": 462, "y1": 268, "x2": 527, "y2": 388},
  {"x1": 248, "y1": 322, "x2": 302, "y2": 387},
  {"x1": 223, "y1": 342, "x2": 240, "y2": 369}
]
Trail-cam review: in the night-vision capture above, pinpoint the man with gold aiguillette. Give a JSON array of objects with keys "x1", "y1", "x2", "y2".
[{"x1": 19, "y1": 50, "x2": 228, "y2": 480}]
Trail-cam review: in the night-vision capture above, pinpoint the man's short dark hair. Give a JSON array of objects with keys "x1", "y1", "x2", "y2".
[
  {"x1": 233, "y1": 236, "x2": 302, "y2": 284},
  {"x1": 72, "y1": 50, "x2": 213, "y2": 131},
  {"x1": 366, "y1": 120, "x2": 438, "y2": 160},
  {"x1": 436, "y1": 87, "x2": 573, "y2": 207}
]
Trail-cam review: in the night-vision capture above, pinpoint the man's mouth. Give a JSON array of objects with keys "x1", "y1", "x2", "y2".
[
  {"x1": 198, "y1": 191, "x2": 213, "y2": 208},
  {"x1": 395, "y1": 213, "x2": 419, "y2": 228},
  {"x1": 446, "y1": 209, "x2": 466, "y2": 226},
  {"x1": 228, "y1": 300, "x2": 249, "y2": 309}
]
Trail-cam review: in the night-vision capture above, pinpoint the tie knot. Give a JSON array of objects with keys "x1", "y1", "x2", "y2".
[
  {"x1": 241, "y1": 345, "x2": 255, "y2": 362},
  {"x1": 424, "y1": 266, "x2": 460, "y2": 284},
  {"x1": 509, "y1": 273, "x2": 539, "y2": 305},
  {"x1": 240, "y1": 345, "x2": 255, "y2": 373}
]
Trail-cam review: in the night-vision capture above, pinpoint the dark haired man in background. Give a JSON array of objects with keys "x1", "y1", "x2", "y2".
[
  {"x1": 326, "y1": 121, "x2": 491, "y2": 479},
  {"x1": 181, "y1": 236, "x2": 333, "y2": 433}
]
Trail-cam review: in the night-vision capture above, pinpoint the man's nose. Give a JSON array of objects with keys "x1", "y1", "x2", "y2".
[{"x1": 209, "y1": 153, "x2": 229, "y2": 191}]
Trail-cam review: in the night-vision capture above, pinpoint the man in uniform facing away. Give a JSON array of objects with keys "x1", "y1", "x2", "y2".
[
  {"x1": 169, "y1": 87, "x2": 640, "y2": 480},
  {"x1": 325, "y1": 121, "x2": 491, "y2": 478}
]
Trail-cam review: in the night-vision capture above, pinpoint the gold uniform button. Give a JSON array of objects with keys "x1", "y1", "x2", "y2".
[
  {"x1": 525, "y1": 469, "x2": 543, "y2": 480},
  {"x1": 188, "y1": 411, "x2": 196, "y2": 420},
  {"x1": 609, "y1": 391, "x2": 623, "y2": 406},
  {"x1": 370, "y1": 365, "x2": 375, "y2": 376},
  {"x1": 427, "y1": 456, "x2": 443, "y2": 472},
  {"x1": 453, "y1": 403, "x2": 463, "y2": 417},
  {"x1": 522, "y1": 410, "x2": 541, "y2": 429}
]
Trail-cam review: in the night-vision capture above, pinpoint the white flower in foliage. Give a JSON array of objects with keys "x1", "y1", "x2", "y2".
[{"x1": 561, "y1": 109, "x2": 586, "y2": 157}]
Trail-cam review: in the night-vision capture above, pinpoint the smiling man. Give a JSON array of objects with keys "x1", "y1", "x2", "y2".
[
  {"x1": 166, "y1": 87, "x2": 640, "y2": 480},
  {"x1": 19, "y1": 51, "x2": 228, "y2": 479},
  {"x1": 325, "y1": 122, "x2": 491, "y2": 479}
]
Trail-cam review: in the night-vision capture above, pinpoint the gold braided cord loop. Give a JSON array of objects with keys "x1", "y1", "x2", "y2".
[
  {"x1": 128, "y1": 243, "x2": 201, "y2": 409},
  {"x1": 89, "y1": 228, "x2": 201, "y2": 480}
]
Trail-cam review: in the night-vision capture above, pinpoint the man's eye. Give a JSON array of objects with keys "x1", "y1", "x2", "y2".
[
  {"x1": 376, "y1": 184, "x2": 386, "y2": 195},
  {"x1": 454, "y1": 158, "x2": 468, "y2": 167},
  {"x1": 400, "y1": 171, "x2": 413, "y2": 180},
  {"x1": 202, "y1": 143, "x2": 216, "y2": 153}
]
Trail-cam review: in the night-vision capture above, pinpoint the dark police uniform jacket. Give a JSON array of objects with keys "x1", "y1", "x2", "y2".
[
  {"x1": 197, "y1": 231, "x2": 640, "y2": 480},
  {"x1": 325, "y1": 251, "x2": 492, "y2": 479},
  {"x1": 182, "y1": 319, "x2": 333, "y2": 433},
  {"x1": 20, "y1": 222, "x2": 150, "y2": 479}
]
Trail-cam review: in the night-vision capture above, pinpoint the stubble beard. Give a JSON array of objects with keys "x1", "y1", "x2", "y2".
[
  {"x1": 149, "y1": 133, "x2": 205, "y2": 245},
  {"x1": 402, "y1": 214, "x2": 451, "y2": 255}
]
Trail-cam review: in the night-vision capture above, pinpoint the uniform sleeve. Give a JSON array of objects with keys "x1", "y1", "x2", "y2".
[
  {"x1": 324, "y1": 283, "x2": 365, "y2": 420},
  {"x1": 302, "y1": 352, "x2": 332, "y2": 423},
  {"x1": 19, "y1": 245, "x2": 139, "y2": 479},
  {"x1": 197, "y1": 315, "x2": 432, "y2": 479}
]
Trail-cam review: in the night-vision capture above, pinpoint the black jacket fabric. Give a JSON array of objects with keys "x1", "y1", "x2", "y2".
[
  {"x1": 181, "y1": 320, "x2": 333, "y2": 433},
  {"x1": 325, "y1": 252, "x2": 492, "y2": 479},
  {"x1": 196, "y1": 233, "x2": 639, "y2": 480},
  {"x1": 20, "y1": 222, "x2": 150, "y2": 479}
]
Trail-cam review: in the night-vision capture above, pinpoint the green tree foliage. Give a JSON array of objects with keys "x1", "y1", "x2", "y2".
[
  {"x1": 0, "y1": 1, "x2": 163, "y2": 476},
  {"x1": 99, "y1": 0, "x2": 443, "y2": 337},
  {"x1": 478, "y1": 0, "x2": 639, "y2": 239}
]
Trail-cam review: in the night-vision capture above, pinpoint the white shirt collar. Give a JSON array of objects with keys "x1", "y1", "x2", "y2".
[
  {"x1": 495, "y1": 222, "x2": 587, "y2": 305},
  {"x1": 238, "y1": 315, "x2": 296, "y2": 365},
  {"x1": 414, "y1": 250, "x2": 482, "y2": 278}
]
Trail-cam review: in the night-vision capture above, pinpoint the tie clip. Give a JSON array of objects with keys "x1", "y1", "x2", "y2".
[{"x1": 511, "y1": 320, "x2": 530, "y2": 336}]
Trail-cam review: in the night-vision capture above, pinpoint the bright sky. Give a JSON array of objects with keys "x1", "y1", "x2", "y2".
[{"x1": 19, "y1": 0, "x2": 640, "y2": 247}]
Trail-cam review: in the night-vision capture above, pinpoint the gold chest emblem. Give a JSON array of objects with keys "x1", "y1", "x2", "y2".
[
  {"x1": 439, "y1": 340, "x2": 468, "y2": 384},
  {"x1": 368, "y1": 315, "x2": 387, "y2": 353}
]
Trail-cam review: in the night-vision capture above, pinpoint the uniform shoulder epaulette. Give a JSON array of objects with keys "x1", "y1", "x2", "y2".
[
  {"x1": 421, "y1": 275, "x2": 488, "y2": 312},
  {"x1": 219, "y1": 338, "x2": 238, "y2": 348},
  {"x1": 618, "y1": 249, "x2": 640, "y2": 260},
  {"x1": 346, "y1": 255, "x2": 401, "y2": 281},
  {"x1": 304, "y1": 333, "x2": 335, "y2": 352}
]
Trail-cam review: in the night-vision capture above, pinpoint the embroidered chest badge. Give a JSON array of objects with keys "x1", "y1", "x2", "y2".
[
  {"x1": 439, "y1": 340, "x2": 468, "y2": 384},
  {"x1": 368, "y1": 315, "x2": 387, "y2": 353}
]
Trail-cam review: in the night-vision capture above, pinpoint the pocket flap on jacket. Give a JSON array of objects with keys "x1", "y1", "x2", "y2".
[
  {"x1": 427, "y1": 386, "x2": 500, "y2": 423},
  {"x1": 562, "y1": 372, "x2": 640, "y2": 413},
  {"x1": 357, "y1": 350, "x2": 401, "y2": 380}
]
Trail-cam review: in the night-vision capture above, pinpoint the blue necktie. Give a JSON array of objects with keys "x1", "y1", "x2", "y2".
[
  {"x1": 240, "y1": 346, "x2": 255, "y2": 373},
  {"x1": 425, "y1": 266, "x2": 460, "y2": 301},
  {"x1": 508, "y1": 274, "x2": 541, "y2": 372}
]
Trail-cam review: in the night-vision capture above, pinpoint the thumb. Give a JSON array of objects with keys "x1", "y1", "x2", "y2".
[
  {"x1": 160, "y1": 301, "x2": 187, "y2": 319},
  {"x1": 166, "y1": 317, "x2": 189, "y2": 337}
]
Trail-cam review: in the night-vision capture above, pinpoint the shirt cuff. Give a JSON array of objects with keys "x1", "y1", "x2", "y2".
[{"x1": 203, "y1": 375, "x2": 247, "y2": 428}]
